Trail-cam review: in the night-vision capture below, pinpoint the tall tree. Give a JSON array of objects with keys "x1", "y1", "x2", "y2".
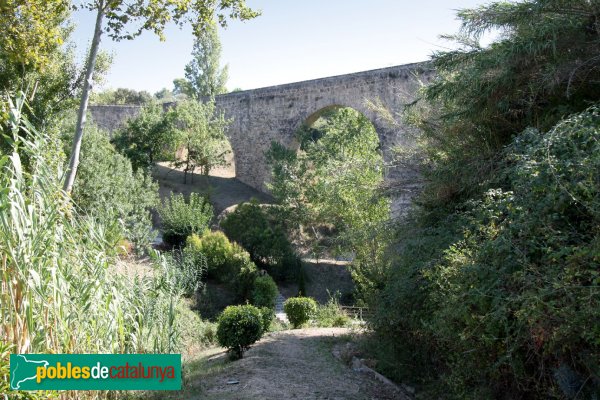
[
  {"x1": 183, "y1": 22, "x2": 229, "y2": 98},
  {"x1": 0, "y1": 0, "x2": 76, "y2": 127},
  {"x1": 0, "y1": 0, "x2": 69, "y2": 69},
  {"x1": 63, "y1": 0, "x2": 259, "y2": 193}
]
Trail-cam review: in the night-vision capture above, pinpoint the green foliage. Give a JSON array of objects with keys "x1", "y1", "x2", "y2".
[
  {"x1": 183, "y1": 231, "x2": 262, "y2": 300},
  {"x1": 267, "y1": 107, "x2": 389, "y2": 296},
  {"x1": 251, "y1": 274, "x2": 279, "y2": 309},
  {"x1": 175, "y1": 301, "x2": 217, "y2": 349},
  {"x1": 79, "y1": 0, "x2": 260, "y2": 43},
  {"x1": 217, "y1": 305, "x2": 264, "y2": 359},
  {"x1": 158, "y1": 192, "x2": 213, "y2": 247},
  {"x1": 169, "y1": 99, "x2": 231, "y2": 180},
  {"x1": 167, "y1": 246, "x2": 207, "y2": 296},
  {"x1": 91, "y1": 87, "x2": 152, "y2": 105},
  {"x1": 68, "y1": 120, "x2": 159, "y2": 251},
  {"x1": 0, "y1": 0, "x2": 69, "y2": 68},
  {"x1": 314, "y1": 294, "x2": 351, "y2": 328},
  {"x1": 377, "y1": 107, "x2": 600, "y2": 398},
  {"x1": 186, "y1": 231, "x2": 234, "y2": 280},
  {"x1": 259, "y1": 307, "x2": 275, "y2": 332},
  {"x1": 284, "y1": 297, "x2": 317, "y2": 328},
  {"x1": 230, "y1": 247, "x2": 260, "y2": 301},
  {"x1": 0, "y1": 101, "x2": 181, "y2": 358},
  {"x1": 182, "y1": 22, "x2": 228, "y2": 99},
  {"x1": 221, "y1": 201, "x2": 300, "y2": 281},
  {"x1": 113, "y1": 101, "x2": 178, "y2": 171},
  {"x1": 407, "y1": 0, "x2": 600, "y2": 215},
  {"x1": 366, "y1": 2, "x2": 600, "y2": 398}
]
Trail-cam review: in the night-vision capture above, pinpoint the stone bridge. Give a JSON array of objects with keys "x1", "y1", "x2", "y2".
[{"x1": 90, "y1": 62, "x2": 432, "y2": 214}]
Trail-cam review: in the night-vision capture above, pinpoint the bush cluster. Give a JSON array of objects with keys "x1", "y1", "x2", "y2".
[
  {"x1": 284, "y1": 297, "x2": 317, "y2": 328},
  {"x1": 217, "y1": 305, "x2": 264, "y2": 359},
  {"x1": 221, "y1": 201, "x2": 299, "y2": 281},
  {"x1": 158, "y1": 193, "x2": 213, "y2": 246},
  {"x1": 186, "y1": 231, "x2": 239, "y2": 281},
  {"x1": 69, "y1": 124, "x2": 159, "y2": 251},
  {"x1": 375, "y1": 107, "x2": 600, "y2": 398},
  {"x1": 183, "y1": 230, "x2": 282, "y2": 319}
]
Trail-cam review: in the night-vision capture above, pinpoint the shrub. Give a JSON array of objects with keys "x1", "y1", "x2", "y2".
[
  {"x1": 1, "y1": 104, "x2": 180, "y2": 360},
  {"x1": 259, "y1": 307, "x2": 275, "y2": 332},
  {"x1": 314, "y1": 295, "x2": 351, "y2": 328},
  {"x1": 217, "y1": 305, "x2": 264, "y2": 359},
  {"x1": 186, "y1": 231, "x2": 235, "y2": 280},
  {"x1": 176, "y1": 300, "x2": 217, "y2": 349},
  {"x1": 284, "y1": 297, "x2": 317, "y2": 328},
  {"x1": 159, "y1": 192, "x2": 213, "y2": 246},
  {"x1": 375, "y1": 106, "x2": 600, "y2": 398},
  {"x1": 68, "y1": 123, "x2": 159, "y2": 251},
  {"x1": 221, "y1": 201, "x2": 299, "y2": 281},
  {"x1": 251, "y1": 274, "x2": 278, "y2": 308},
  {"x1": 230, "y1": 247, "x2": 259, "y2": 301}
]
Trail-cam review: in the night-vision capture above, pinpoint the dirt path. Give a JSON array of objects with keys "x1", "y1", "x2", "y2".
[{"x1": 173, "y1": 328, "x2": 406, "y2": 400}]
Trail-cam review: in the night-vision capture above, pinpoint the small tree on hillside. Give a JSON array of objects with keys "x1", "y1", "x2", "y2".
[
  {"x1": 113, "y1": 101, "x2": 178, "y2": 171},
  {"x1": 170, "y1": 99, "x2": 231, "y2": 183}
]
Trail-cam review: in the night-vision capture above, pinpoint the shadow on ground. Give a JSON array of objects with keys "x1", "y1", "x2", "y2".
[{"x1": 152, "y1": 163, "x2": 273, "y2": 217}]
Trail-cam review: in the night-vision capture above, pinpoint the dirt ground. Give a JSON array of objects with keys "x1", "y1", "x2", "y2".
[
  {"x1": 153, "y1": 328, "x2": 406, "y2": 400},
  {"x1": 152, "y1": 162, "x2": 272, "y2": 217}
]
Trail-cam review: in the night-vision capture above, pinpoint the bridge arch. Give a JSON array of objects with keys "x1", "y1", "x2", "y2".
[{"x1": 90, "y1": 62, "x2": 433, "y2": 216}]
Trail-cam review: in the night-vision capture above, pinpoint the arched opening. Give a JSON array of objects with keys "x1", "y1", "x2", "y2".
[{"x1": 267, "y1": 105, "x2": 388, "y2": 262}]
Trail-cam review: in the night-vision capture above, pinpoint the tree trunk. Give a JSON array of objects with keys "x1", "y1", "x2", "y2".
[{"x1": 63, "y1": 5, "x2": 105, "y2": 193}]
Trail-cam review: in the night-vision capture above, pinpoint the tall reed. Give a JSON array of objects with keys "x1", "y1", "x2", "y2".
[{"x1": 0, "y1": 93, "x2": 181, "y2": 358}]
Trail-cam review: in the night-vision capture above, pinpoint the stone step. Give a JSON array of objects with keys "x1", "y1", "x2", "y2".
[{"x1": 274, "y1": 292, "x2": 288, "y2": 323}]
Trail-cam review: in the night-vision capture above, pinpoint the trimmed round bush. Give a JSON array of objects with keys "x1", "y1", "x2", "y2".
[
  {"x1": 251, "y1": 274, "x2": 278, "y2": 308},
  {"x1": 284, "y1": 297, "x2": 317, "y2": 328},
  {"x1": 217, "y1": 305, "x2": 264, "y2": 359},
  {"x1": 259, "y1": 307, "x2": 275, "y2": 332}
]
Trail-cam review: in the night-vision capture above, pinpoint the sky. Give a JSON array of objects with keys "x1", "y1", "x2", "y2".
[{"x1": 71, "y1": 0, "x2": 494, "y2": 93}]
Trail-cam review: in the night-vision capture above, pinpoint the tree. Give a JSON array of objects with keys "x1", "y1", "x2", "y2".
[
  {"x1": 267, "y1": 108, "x2": 389, "y2": 264},
  {"x1": 172, "y1": 78, "x2": 192, "y2": 97},
  {"x1": 406, "y1": 0, "x2": 600, "y2": 215},
  {"x1": 91, "y1": 87, "x2": 153, "y2": 105},
  {"x1": 0, "y1": 1, "x2": 110, "y2": 169},
  {"x1": 170, "y1": 99, "x2": 231, "y2": 183},
  {"x1": 369, "y1": 1, "x2": 600, "y2": 397},
  {"x1": 0, "y1": 0, "x2": 69, "y2": 69},
  {"x1": 63, "y1": 0, "x2": 259, "y2": 193},
  {"x1": 183, "y1": 22, "x2": 229, "y2": 98},
  {"x1": 113, "y1": 101, "x2": 178, "y2": 171}
]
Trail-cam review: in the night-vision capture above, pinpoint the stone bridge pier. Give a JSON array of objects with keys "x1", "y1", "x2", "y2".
[{"x1": 90, "y1": 62, "x2": 432, "y2": 215}]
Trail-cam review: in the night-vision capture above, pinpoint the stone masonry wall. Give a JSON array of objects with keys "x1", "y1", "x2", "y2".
[{"x1": 89, "y1": 62, "x2": 433, "y2": 216}]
